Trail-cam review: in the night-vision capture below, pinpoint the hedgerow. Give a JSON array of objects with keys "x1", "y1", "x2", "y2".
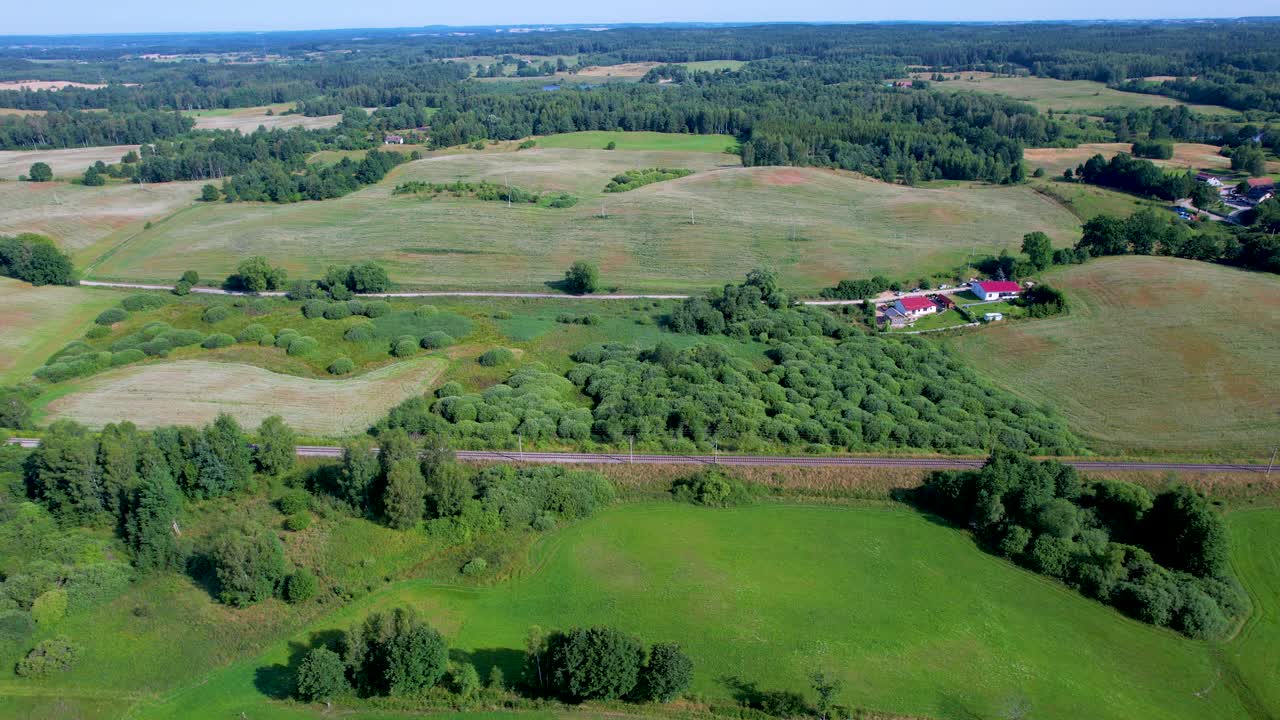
[{"x1": 603, "y1": 168, "x2": 693, "y2": 193}]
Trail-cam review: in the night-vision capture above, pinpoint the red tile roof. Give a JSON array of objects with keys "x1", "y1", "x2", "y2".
[
  {"x1": 1247, "y1": 177, "x2": 1275, "y2": 188},
  {"x1": 898, "y1": 296, "x2": 937, "y2": 311},
  {"x1": 972, "y1": 280, "x2": 1022, "y2": 294}
]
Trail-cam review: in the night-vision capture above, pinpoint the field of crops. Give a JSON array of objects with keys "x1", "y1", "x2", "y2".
[
  {"x1": 83, "y1": 145, "x2": 1081, "y2": 293},
  {"x1": 948, "y1": 256, "x2": 1280, "y2": 457}
]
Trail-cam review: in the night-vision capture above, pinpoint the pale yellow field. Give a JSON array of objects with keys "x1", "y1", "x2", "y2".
[
  {"x1": 1025, "y1": 142, "x2": 1280, "y2": 178},
  {"x1": 186, "y1": 104, "x2": 341, "y2": 131},
  {"x1": 0, "y1": 179, "x2": 201, "y2": 260},
  {"x1": 0, "y1": 80, "x2": 110, "y2": 91},
  {"x1": 0, "y1": 145, "x2": 139, "y2": 180},
  {"x1": 40, "y1": 357, "x2": 446, "y2": 435}
]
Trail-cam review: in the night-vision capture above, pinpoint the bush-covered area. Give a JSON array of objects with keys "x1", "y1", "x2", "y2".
[
  {"x1": 603, "y1": 168, "x2": 694, "y2": 193},
  {"x1": 394, "y1": 180, "x2": 579, "y2": 209},
  {"x1": 916, "y1": 451, "x2": 1247, "y2": 639},
  {"x1": 671, "y1": 468, "x2": 758, "y2": 507},
  {"x1": 478, "y1": 348, "x2": 515, "y2": 366},
  {"x1": 221, "y1": 150, "x2": 408, "y2": 203}
]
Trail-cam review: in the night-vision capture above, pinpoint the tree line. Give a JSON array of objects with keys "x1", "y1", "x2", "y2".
[{"x1": 0, "y1": 110, "x2": 193, "y2": 150}]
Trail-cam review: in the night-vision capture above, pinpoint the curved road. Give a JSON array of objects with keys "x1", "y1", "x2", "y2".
[{"x1": 4, "y1": 439, "x2": 1268, "y2": 473}]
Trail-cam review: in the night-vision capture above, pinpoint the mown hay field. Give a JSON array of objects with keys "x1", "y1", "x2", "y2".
[
  {"x1": 184, "y1": 103, "x2": 341, "y2": 132},
  {"x1": 1025, "y1": 142, "x2": 1280, "y2": 178},
  {"x1": 0, "y1": 145, "x2": 139, "y2": 180},
  {"x1": 38, "y1": 356, "x2": 446, "y2": 435},
  {"x1": 0, "y1": 179, "x2": 201, "y2": 261},
  {"x1": 84, "y1": 146, "x2": 1081, "y2": 293},
  {"x1": 0, "y1": 278, "x2": 121, "y2": 384},
  {"x1": 947, "y1": 256, "x2": 1280, "y2": 457},
  {"x1": 134, "y1": 503, "x2": 1254, "y2": 720}
]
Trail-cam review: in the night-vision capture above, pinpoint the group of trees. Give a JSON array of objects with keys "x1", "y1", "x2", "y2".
[
  {"x1": 917, "y1": 451, "x2": 1247, "y2": 638},
  {"x1": 0, "y1": 233, "x2": 76, "y2": 286},
  {"x1": 393, "y1": 180, "x2": 578, "y2": 209},
  {"x1": 224, "y1": 256, "x2": 288, "y2": 292},
  {"x1": 286, "y1": 261, "x2": 393, "y2": 300},
  {"x1": 526, "y1": 626, "x2": 693, "y2": 703},
  {"x1": 0, "y1": 110, "x2": 193, "y2": 150},
  {"x1": 1075, "y1": 152, "x2": 1192, "y2": 201},
  {"x1": 603, "y1": 168, "x2": 693, "y2": 192},
  {"x1": 220, "y1": 149, "x2": 408, "y2": 203},
  {"x1": 1077, "y1": 210, "x2": 1280, "y2": 274}
]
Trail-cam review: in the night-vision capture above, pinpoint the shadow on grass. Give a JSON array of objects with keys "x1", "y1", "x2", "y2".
[
  {"x1": 450, "y1": 647, "x2": 525, "y2": 686},
  {"x1": 253, "y1": 629, "x2": 345, "y2": 700}
]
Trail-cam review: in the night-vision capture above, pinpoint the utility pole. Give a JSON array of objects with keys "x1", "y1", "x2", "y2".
[
  {"x1": 600, "y1": 200, "x2": 607, "y2": 219},
  {"x1": 506, "y1": 173, "x2": 511, "y2": 209},
  {"x1": 1267, "y1": 447, "x2": 1278, "y2": 481},
  {"x1": 690, "y1": 206, "x2": 695, "y2": 226},
  {"x1": 517, "y1": 433, "x2": 523, "y2": 462},
  {"x1": 628, "y1": 435, "x2": 634, "y2": 464}
]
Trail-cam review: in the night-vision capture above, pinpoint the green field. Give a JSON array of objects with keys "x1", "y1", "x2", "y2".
[
  {"x1": 83, "y1": 145, "x2": 1081, "y2": 294},
  {"x1": 0, "y1": 278, "x2": 122, "y2": 384},
  {"x1": 534, "y1": 131, "x2": 738, "y2": 153},
  {"x1": 948, "y1": 256, "x2": 1280, "y2": 457},
  {"x1": 126, "y1": 503, "x2": 1258, "y2": 720},
  {"x1": 924, "y1": 73, "x2": 1238, "y2": 115},
  {"x1": 1222, "y1": 510, "x2": 1280, "y2": 716}
]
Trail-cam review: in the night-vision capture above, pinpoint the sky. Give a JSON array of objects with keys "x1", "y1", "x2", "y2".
[{"x1": 5, "y1": 1, "x2": 1246, "y2": 36}]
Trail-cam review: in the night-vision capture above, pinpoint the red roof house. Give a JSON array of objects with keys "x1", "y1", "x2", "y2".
[
  {"x1": 894, "y1": 296, "x2": 939, "y2": 317},
  {"x1": 969, "y1": 280, "x2": 1022, "y2": 301},
  {"x1": 1247, "y1": 177, "x2": 1275, "y2": 188}
]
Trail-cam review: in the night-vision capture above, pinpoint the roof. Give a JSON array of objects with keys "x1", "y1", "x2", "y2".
[
  {"x1": 1247, "y1": 177, "x2": 1275, "y2": 188},
  {"x1": 898, "y1": 296, "x2": 937, "y2": 311},
  {"x1": 972, "y1": 280, "x2": 1021, "y2": 294}
]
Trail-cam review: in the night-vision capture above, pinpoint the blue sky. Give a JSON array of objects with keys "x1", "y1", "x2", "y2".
[{"x1": 6, "y1": 2, "x2": 1243, "y2": 36}]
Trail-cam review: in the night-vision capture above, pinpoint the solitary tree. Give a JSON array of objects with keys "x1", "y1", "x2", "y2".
[
  {"x1": 810, "y1": 671, "x2": 844, "y2": 720},
  {"x1": 563, "y1": 261, "x2": 599, "y2": 294},
  {"x1": 383, "y1": 459, "x2": 426, "y2": 530},
  {"x1": 295, "y1": 647, "x2": 348, "y2": 703},
  {"x1": 640, "y1": 642, "x2": 694, "y2": 702},
  {"x1": 1020, "y1": 231, "x2": 1053, "y2": 271},
  {"x1": 255, "y1": 415, "x2": 296, "y2": 476},
  {"x1": 27, "y1": 162, "x2": 53, "y2": 182},
  {"x1": 339, "y1": 437, "x2": 380, "y2": 513},
  {"x1": 208, "y1": 521, "x2": 287, "y2": 606}
]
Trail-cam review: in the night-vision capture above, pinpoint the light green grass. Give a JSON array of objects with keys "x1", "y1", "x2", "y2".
[
  {"x1": 947, "y1": 256, "x2": 1280, "y2": 457},
  {"x1": 129, "y1": 503, "x2": 1248, "y2": 720},
  {"x1": 0, "y1": 279, "x2": 122, "y2": 385},
  {"x1": 927, "y1": 74, "x2": 1238, "y2": 115},
  {"x1": 535, "y1": 131, "x2": 738, "y2": 153},
  {"x1": 683, "y1": 60, "x2": 747, "y2": 72},
  {"x1": 85, "y1": 148, "x2": 1081, "y2": 294},
  {"x1": 1029, "y1": 179, "x2": 1165, "y2": 221},
  {"x1": 1221, "y1": 510, "x2": 1280, "y2": 717}
]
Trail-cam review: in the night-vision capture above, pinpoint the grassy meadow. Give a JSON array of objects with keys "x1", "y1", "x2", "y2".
[
  {"x1": 0, "y1": 145, "x2": 140, "y2": 180},
  {"x1": 0, "y1": 278, "x2": 121, "y2": 384},
  {"x1": 83, "y1": 146, "x2": 1081, "y2": 294},
  {"x1": 947, "y1": 256, "x2": 1280, "y2": 458},
  {"x1": 124, "y1": 503, "x2": 1259, "y2": 720},
  {"x1": 920, "y1": 73, "x2": 1237, "y2": 115},
  {"x1": 184, "y1": 104, "x2": 342, "y2": 132},
  {"x1": 533, "y1": 131, "x2": 738, "y2": 153}
]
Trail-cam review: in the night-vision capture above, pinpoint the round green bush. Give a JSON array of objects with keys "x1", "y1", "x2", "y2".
[
  {"x1": 328, "y1": 357, "x2": 355, "y2": 375},
  {"x1": 284, "y1": 568, "x2": 318, "y2": 603},
  {"x1": 287, "y1": 336, "x2": 319, "y2": 356},
  {"x1": 95, "y1": 308, "x2": 128, "y2": 326},
  {"x1": 421, "y1": 331, "x2": 454, "y2": 350},
  {"x1": 172, "y1": 280, "x2": 192, "y2": 296},
  {"x1": 160, "y1": 329, "x2": 205, "y2": 348},
  {"x1": 345, "y1": 299, "x2": 365, "y2": 316},
  {"x1": 110, "y1": 349, "x2": 146, "y2": 366},
  {"x1": 274, "y1": 329, "x2": 300, "y2": 348},
  {"x1": 478, "y1": 348, "x2": 514, "y2": 367},
  {"x1": 180, "y1": 270, "x2": 200, "y2": 285},
  {"x1": 201, "y1": 305, "x2": 231, "y2": 324},
  {"x1": 392, "y1": 338, "x2": 418, "y2": 357},
  {"x1": 301, "y1": 299, "x2": 327, "y2": 319},
  {"x1": 140, "y1": 338, "x2": 172, "y2": 357},
  {"x1": 277, "y1": 489, "x2": 309, "y2": 515},
  {"x1": 201, "y1": 333, "x2": 235, "y2": 349},
  {"x1": 362, "y1": 300, "x2": 391, "y2": 318},
  {"x1": 84, "y1": 325, "x2": 110, "y2": 340},
  {"x1": 248, "y1": 298, "x2": 271, "y2": 315},
  {"x1": 461, "y1": 558, "x2": 487, "y2": 576},
  {"x1": 121, "y1": 294, "x2": 167, "y2": 311},
  {"x1": 284, "y1": 513, "x2": 312, "y2": 532},
  {"x1": 491, "y1": 310, "x2": 513, "y2": 320},
  {"x1": 140, "y1": 321, "x2": 172, "y2": 339},
  {"x1": 236, "y1": 323, "x2": 269, "y2": 343},
  {"x1": 436, "y1": 381, "x2": 464, "y2": 398},
  {"x1": 343, "y1": 324, "x2": 375, "y2": 342},
  {"x1": 259, "y1": 333, "x2": 276, "y2": 347},
  {"x1": 323, "y1": 302, "x2": 353, "y2": 320},
  {"x1": 49, "y1": 341, "x2": 93, "y2": 363},
  {"x1": 413, "y1": 304, "x2": 439, "y2": 317}
]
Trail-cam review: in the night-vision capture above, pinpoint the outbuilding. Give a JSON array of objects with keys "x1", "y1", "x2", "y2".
[{"x1": 969, "y1": 280, "x2": 1022, "y2": 301}]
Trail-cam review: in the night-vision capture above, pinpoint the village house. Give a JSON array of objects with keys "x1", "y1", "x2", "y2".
[
  {"x1": 1195, "y1": 172, "x2": 1223, "y2": 187},
  {"x1": 384, "y1": 134, "x2": 405, "y2": 145},
  {"x1": 894, "y1": 295, "x2": 939, "y2": 317},
  {"x1": 1246, "y1": 177, "x2": 1275, "y2": 204},
  {"x1": 969, "y1": 280, "x2": 1022, "y2": 301}
]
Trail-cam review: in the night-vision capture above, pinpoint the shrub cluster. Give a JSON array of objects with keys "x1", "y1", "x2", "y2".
[
  {"x1": 556, "y1": 313, "x2": 602, "y2": 325},
  {"x1": 917, "y1": 451, "x2": 1247, "y2": 639},
  {"x1": 670, "y1": 468, "x2": 757, "y2": 507},
  {"x1": 603, "y1": 168, "x2": 694, "y2": 193},
  {"x1": 527, "y1": 626, "x2": 694, "y2": 703},
  {"x1": 394, "y1": 180, "x2": 578, "y2": 208},
  {"x1": 478, "y1": 347, "x2": 515, "y2": 366},
  {"x1": 0, "y1": 233, "x2": 76, "y2": 286}
]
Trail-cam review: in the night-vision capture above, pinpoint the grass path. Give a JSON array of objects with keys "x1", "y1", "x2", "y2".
[{"x1": 128, "y1": 503, "x2": 1248, "y2": 720}]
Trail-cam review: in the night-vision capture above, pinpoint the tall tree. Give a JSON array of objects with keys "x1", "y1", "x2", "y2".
[
  {"x1": 383, "y1": 460, "x2": 426, "y2": 530},
  {"x1": 254, "y1": 415, "x2": 296, "y2": 476},
  {"x1": 24, "y1": 420, "x2": 101, "y2": 522},
  {"x1": 1020, "y1": 231, "x2": 1053, "y2": 271},
  {"x1": 126, "y1": 443, "x2": 186, "y2": 572}
]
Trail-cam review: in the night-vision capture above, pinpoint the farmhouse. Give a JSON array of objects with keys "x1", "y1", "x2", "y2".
[
  {"x1": 384, "y1": 134, "x2": 405, "y2": 144},
  {"x1": 969, "y1": 280, "x2": 1022, "y2": 301},
  {"x1": 1246, "y1": 178, "x2": 1275, "y2": 204},
  {"x1": 1195, "y1": 172, "x2": 1223, "y2": 187},
  {"x1": 894, "y1": 295, "x2": 939, "y2": 317}
]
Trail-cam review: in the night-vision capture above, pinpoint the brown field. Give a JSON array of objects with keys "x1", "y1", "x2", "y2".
[
  {"x1": 1026, "y1": 142, "x2": 1280, "y2": 178},
  {"x1": 576, "y1": 62, "x2": 660, "y2": 78},
  {"x1": 0, "y1": 144, "x2": 140, "y2": 180},
  {"x1": 40, "y1": 357, "x2": 447, "y2": 436},
  {"x1": 0, "y1": 108, "x2": 46, "y2": 117},
  {"x1": 0, "y1": 179, "x2": 201, "y2": 258}
]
